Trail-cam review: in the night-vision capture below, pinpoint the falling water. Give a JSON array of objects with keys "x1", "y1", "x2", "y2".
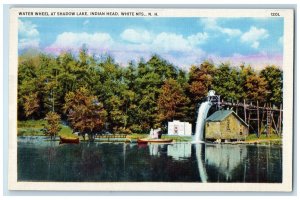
[{"x1": 194, "y1": 101, "x2": 212, "y2": 142}]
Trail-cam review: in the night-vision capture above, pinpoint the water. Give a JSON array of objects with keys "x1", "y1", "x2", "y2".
[
  {"x1": 17, "y1": 136, "x2": 282, "y2": 183},
  {"x1": 194, "y1": 101, "x2": 212, "y2": 142}
]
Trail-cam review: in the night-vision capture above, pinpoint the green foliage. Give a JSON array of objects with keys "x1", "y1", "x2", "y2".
[
  {"x1": 212, "y1": 63, "x2": 243, "y2": 102},
  {"x1": 17, "y1": 49, "x2": 283, "y2": 137},
  {"x1": 260, "y1": 65, "x2": 283, "y2": 106}
]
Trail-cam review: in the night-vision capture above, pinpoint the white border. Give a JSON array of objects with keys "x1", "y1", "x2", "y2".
[{"x1": 8, "y1": 7, "x2": 294, "y2": 192}]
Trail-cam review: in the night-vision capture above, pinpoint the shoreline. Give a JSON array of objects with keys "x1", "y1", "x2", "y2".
[{"x1": 17, "y1": 135, "x2": 282, "y2": 145}]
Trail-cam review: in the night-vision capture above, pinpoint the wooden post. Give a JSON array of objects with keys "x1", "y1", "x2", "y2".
[
  {"x1": 257, "y1": 101, "x2": 260, "y2": 137},
  {"x1": 271, "y1": 113, "x2": 279, "y2": 135},
  {"x1": 266, "y1": 103, "x2": 272, "y2": 137},
  {"x1": 261, "y1": 103, "x2": 266, "y2": 134},
  {"x1": 244, "y1": 99, "x2": 247, "y2": 123},
  {"x1": 279, "y1": 104, "x2": 282, "y2": 136}
]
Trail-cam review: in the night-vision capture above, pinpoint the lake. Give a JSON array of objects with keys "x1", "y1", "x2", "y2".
[{"x1": 17, "y1": 136, "x2": 282, "y2": 182}]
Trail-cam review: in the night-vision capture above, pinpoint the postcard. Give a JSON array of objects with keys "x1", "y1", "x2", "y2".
[{"x1": 8, "y1": 7, "x2": 294, "y2": 191}]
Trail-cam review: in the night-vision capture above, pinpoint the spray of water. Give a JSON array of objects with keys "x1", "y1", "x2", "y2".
[{"x1": 194, "y1": 101, "x2": 212, "y2": 142}]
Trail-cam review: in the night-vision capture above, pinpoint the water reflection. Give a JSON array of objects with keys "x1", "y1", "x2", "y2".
[
  {"x1": 167, "y1": 143, "x2": 191, "y2": 160},
  {"x1": 195, "y1": 144, "x2": 208, "y2": 182},
  {"x1": 204, "y1": 144, "x2": 247, "y2": 181},
  {"x1": 17, "y1": 137, "x2": 282, "y2": 182}
]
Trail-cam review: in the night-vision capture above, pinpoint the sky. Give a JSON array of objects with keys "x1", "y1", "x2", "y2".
[{"x1": 18, "y1": 17, "x2": 284, "y2": 70}]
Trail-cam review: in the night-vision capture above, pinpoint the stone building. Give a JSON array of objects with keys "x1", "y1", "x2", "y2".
[{"x1": 205, "y1": 110, "x2": 249, "y2": 142}]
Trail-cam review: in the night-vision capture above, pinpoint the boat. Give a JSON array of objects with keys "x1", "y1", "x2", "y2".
[
  {"x1": 59, "y1": 136, "x2": 80, "y2": 144},
  {"x1": 137, "y1": 138, "x2": 173, "y2": 144}
]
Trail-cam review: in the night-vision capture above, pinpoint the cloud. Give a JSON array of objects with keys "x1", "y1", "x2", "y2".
[
  {"x1": 45, "y1": 32, "x2": 114, "y2": 53},
  {"x1": 45, "y1": 29, "x2": 208, "y2": 68},
  {"x1": 83, "y1": 20, "x2": 89, "y2": 26},
  {"x1": 18, "y1": 19, "x2": 39, "y2": 38},
  {"x1": 152, "y1": 32, "x2": 193, "y2": 52},
  {"x1": 241, "y1": 26, "x2": 269, "y2": 49},
  {"x1": 121, "y1": 29, "x2": 208, "y2": 52},
  {"x1": 200, "y1": 18, "x2": 242, "y2": 37},
  {"x1": 208, "y1": 53, "x2": 282, "y2": 70},
  {"x1": 187, "y1": 32, "x2": 208, "y2": 45},
  {"x1": 116, "y1": 30, "x2": 207, "y2": 68},
  {"x1": 221, "y1": 28, "x2": 242, "y2": 37},
  {"x1": 251, "y1": 41, "x2": 259, "y2": 49},
  {"x1": 18, "y1": 19, "x2": 40, "y2": 50},
  {"x1": 19, "y1": 38, "x2": 40, "y2": 50},
  {"x1": 120, "y1": 29, "x2": 152, "y2": 43}
]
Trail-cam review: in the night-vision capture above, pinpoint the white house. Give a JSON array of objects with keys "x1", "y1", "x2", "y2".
[{"x1": 168, "y1": 120, "x2": 192, "y2": 136}]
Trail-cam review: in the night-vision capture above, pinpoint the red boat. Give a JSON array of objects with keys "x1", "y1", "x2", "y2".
[
  {"x1": 137, "y1": 138, "x2": 173, "y2": 144},
  {"x1": 59, "y1": 136, "x2": 80, "y2": 144}
]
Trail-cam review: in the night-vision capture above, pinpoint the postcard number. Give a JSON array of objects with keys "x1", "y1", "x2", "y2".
[{"x1": 271, "y1": 12, "x2": 280, "y2": 16}]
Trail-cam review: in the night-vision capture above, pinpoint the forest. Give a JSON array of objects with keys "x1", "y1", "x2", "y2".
[{"x1": 18, "y1": 47, "x2": 283, "y2": 139}]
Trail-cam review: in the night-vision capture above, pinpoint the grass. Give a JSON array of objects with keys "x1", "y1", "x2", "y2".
[
  {"x1": 17, "y1": 120, "x2": 46, "y2": 136},
  {"x1": 18, "y1": 119, "x2": 46, "y2": 128},
  {"x1": 126, "y1": 133, "x2": 149, "y2": 139},
  {"x1": 58, "y1": 125, "x2": 79, "y2": 139},
  {"x1": 246, "y1": 133, "x2": 282, "y2": 141},
  {"x1": 17, "y1": 120, "x2": 78, "y2": 138},
  {"x1": 126, "y1": 133, "x2": 192, "y2": 142},
  {"x1": 161, "y1": 135, "x2": 192, "y2": 142},
  {"x1": 245, "y1": 133, "x2": 282, "y2": 145}
]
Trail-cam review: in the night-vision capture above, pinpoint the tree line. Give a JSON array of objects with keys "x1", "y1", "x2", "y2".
[{"x1": 18, "y1": 48, "x2": 283, "y2": 139}]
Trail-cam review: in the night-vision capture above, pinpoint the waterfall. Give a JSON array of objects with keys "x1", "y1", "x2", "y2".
[{"x1": 194, "y1": 101, "x2": 212, "y2": 142}]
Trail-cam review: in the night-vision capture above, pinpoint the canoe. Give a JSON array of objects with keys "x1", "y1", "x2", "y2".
[
  {"x1": 137, "y1": 138, "x2": 173, "y2": 144},
  {"x1": 59, "y1": 136, "x2": 79, "y2": 144}
]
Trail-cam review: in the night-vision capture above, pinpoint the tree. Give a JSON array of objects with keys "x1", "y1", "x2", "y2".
[
  {"x1": 260, "y1": 65, "x2": 283, "y2": 106},
  {"x1": 244, "y1": 73, "x2": 268, "y2": 102},
  {"x1": 23, "y1": 92, "x2": 40, "y2": 118},
  {"x1": 212, "y1": 63, "x2": 243, "y2": 102},
  {"x1": 188, "y1": 61, "x2": 215, "y2": 103},
  {"x1": 43, "y1": 111, "x2": 61, "y2": 140},
  {"x1": 64, "y1": 87, "x2": 107, "y2": 141},
  {"x1": 157, "y1": 79, "x2": 190, "y2": 129}
]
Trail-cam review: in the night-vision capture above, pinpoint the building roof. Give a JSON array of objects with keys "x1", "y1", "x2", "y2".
[{"x1": 206, "y1": 110, "x2": 248, "y2": 126}]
